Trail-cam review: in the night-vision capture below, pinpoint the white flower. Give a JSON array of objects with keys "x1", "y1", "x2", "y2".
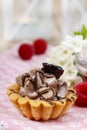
[
  {"x1": 47, "y1": 35, "x2": 87, "y2": 86},
  {"x1": 62, "y1": 35, "x2": 87, "y2": 53}
]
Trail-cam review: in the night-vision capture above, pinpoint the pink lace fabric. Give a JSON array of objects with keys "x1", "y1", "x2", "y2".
[{"x1": 0, "y1": 45, "x2": 87, "y2": 130}]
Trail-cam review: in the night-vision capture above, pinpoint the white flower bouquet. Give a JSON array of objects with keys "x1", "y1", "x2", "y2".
[{"x1": 47, "y1": 35, "x2": 87, "y2": 86}]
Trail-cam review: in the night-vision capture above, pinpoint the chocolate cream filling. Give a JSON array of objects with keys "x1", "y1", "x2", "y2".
[{"x1": 16, "y1": 63, "x2": 68, "y2": 101}]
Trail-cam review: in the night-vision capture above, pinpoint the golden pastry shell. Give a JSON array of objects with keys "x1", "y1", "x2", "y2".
[{"x1": 7, "y1": 83, "x2": 77, "y2": 121}]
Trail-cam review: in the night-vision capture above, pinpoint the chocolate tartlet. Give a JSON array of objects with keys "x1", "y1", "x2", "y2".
[{"x1": 7, "y1": 63, "x2": 77, "y2": 120}]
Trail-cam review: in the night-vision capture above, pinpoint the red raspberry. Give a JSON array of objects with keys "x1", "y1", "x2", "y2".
[
  {"x1": 75, "y1": 82, "x2": 87, "y2": 107},
  {"x1": 18, "y1": 43, "x2": 34, "y2": 60},
  {"x1": 33, "y1": 39, "x2": 47, "y2": 54}
]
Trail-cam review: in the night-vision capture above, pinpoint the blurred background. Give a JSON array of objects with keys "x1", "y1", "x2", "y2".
[{"x1": 0, "y1": 0, "x2": 87, "y2": 53}]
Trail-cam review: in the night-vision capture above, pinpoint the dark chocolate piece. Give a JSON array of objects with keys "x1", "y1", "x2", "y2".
[{"x1": 42, "y1": 63, "x2": 64, "y2": 79}]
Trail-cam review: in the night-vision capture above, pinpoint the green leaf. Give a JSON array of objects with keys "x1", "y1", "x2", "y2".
[
  {"x1": 81, "y1": 25, "x2": 87, "y2": 39},
  {"x1": 74, "y1": 24, "x2": 87, "y2": 39},
  {"x1": 74, "y1": 32, "x2": 81, "y2": 36}
]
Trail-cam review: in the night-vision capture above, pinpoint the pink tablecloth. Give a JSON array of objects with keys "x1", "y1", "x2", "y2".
[{"x1": 0, "y1": 45, "x2": 87, "y2": 130}]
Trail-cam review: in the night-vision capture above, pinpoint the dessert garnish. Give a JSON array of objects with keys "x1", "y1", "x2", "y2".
[
  {"x1": 18, "y1": 39, "x2": 47, "y2": 60},
  {"x1": 33, "y1": 39, "x2": 47, "y2": 54},
  {"x1": 74, "y1": 25, "x2": 87, "y2": 39},
  {"x1": 42, "y1": 63, "x2": 64, "y2": 78},
  {"x1": 18, "y1": 43, "x2": 34, "y2": 60},
  {"x1": 75, "y1": 82, "x2": 87, "y2": 107},
  {"x1": 16, "y1": 63, "x2": 67, "y2": 101},
  {"x1": 47, "y1": 35, "x2": 87, "y2": 86}
]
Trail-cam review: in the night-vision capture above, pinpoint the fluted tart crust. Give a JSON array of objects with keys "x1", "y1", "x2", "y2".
[{"x1": 7, "y1": 83, "x2": 77, "y2": 120}]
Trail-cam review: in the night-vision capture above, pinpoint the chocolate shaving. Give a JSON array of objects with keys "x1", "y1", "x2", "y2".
[
  {"x1": 35, "y1": 72, "x2": 43, "y2": 89},
  {"x1": 27, "y1": 91, "x2": 38, "y2": 99},
  {"x1": 42, "y1": 89, "x2": 54, "y2": 100},
  {"x1": 22, "y1": 73, "x2": 30, "y2": 86},
  {"x1": 16, "y1": 75, "x2": 23, "y2": 87},
  {"x1": 57, "y1": 82, "x2": 67, "y2": 98},
  {"x1": 17, "y1": 63, "x2": 69, "y2": 101},
  {"x1": 38, "y1": 87, "x2": 49, "y2": 94},
  {"x1": 42, "y1": 63, "x2": 64, "y2": 79}
]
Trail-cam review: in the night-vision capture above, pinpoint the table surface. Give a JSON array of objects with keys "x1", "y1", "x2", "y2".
[{"x1": 0, "y1": 45, "x2": 87, "y2": 130}]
